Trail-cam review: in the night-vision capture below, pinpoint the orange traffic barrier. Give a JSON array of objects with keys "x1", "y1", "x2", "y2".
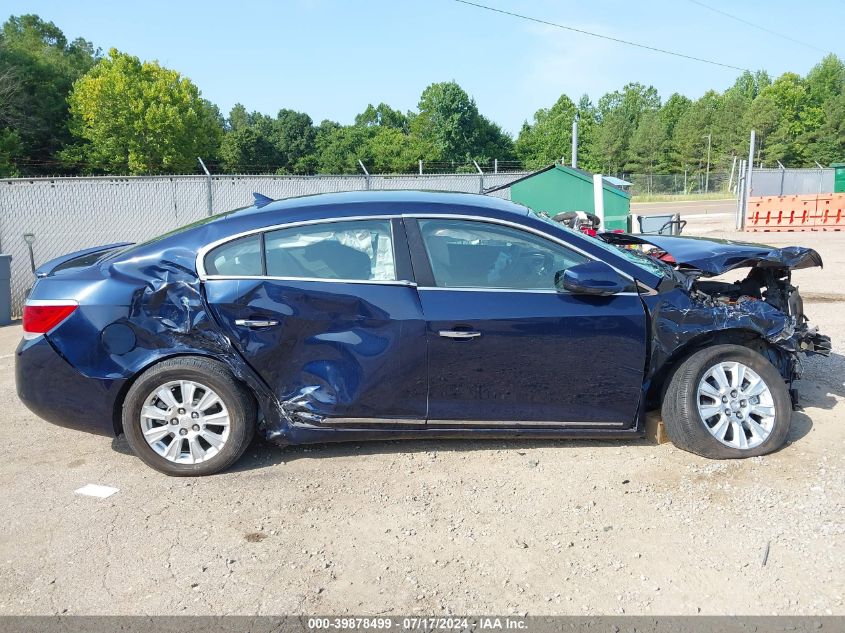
[{"x1": 746, "y1": 193, "x2": 845, "y2": 231}]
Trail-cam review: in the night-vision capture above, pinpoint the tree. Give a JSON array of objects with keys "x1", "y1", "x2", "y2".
[
  {"x1": 671, "y1": 91, "x2": 719, "y2": 174},
  {"x1": 515, "y1": 94, "x2": 576, "y2": 169},
  {"x1": 659, "y1": 93, "x2": 691, "y2": 142},
  {"x1": 594, "y1": 83, "x2": 660, "y2": 173},
  {"x1": 626, "y1": 110, "x2": 667, "y2": 172},
  {"x1": 271, "y1": 109, "x2": 316, "y2": 173},
  {"x1": 0, "y1": 14, "x2": 98, "y2": 175},
  {"x1": 820, "y1": 92, "x2": 845, "y2": 159},
  {"x1": 219, "y1": 126, "x2": 279, "y2": 172},
  {"x1": 572, "y1": 95, "x2": 600, "y2": 171},
  {"x1": 228, "y1": 103, "x2": 250, "y2": 132},
  {"x1": 411, "y1": 81, "x2": 511, "y2": 165},
  {"x1": 367, "y1": 126, "x2": 418, "y2": 172},
  {"x1": 64, "y1": 48, "x2": 222, "y2": 174},
  {"x1": 804, "y1": 54, "x2": 845, "y2": 107},
  {"x1": 355, "y1": 103, "x2": 409, "y2": 132},
  {"x1": 746, "y1": 73, "x2": 809, "y2": 165},
  {"x1": 315, "y1": 122, "x2": 371, "y2": 173},
  {"x1": 713, "y1": 86, "x2": 752, "y2": 166}
]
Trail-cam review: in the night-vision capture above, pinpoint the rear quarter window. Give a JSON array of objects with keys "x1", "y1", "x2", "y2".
[{"x1": 204, "y1": 234, "x2": 262, "y2": 276}]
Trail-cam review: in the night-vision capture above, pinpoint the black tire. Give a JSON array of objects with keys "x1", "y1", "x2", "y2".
[
  {"x1": 122, "y1": 357, "x2": 256, "y2": 476},
  {"x1": 661, "y1": 344, "x2": 792, "y2": 459}
]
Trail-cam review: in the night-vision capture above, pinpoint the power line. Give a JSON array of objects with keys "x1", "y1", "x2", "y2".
[
  {"x1": 686, "y1": 0, "x2": 828, "y2": 54},
  {"x1": 453, "y1": 0, "x2": 749, "y2": 72}
]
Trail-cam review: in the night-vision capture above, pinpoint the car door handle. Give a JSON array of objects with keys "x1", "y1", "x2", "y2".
[
  {"x1": 438, "y1": 330, "x2": 481, "y2": 339},
  {"x1": 234, "y1": 319, "x2": 279, "y2": 328}
]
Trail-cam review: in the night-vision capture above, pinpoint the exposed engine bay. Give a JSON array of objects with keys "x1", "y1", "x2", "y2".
[
  {"x1": 596, "y1": 232, "x2": 832, "y2": 405},
  {"x1": 685, "y1": 266, "x2": 831, "y2": 356}
]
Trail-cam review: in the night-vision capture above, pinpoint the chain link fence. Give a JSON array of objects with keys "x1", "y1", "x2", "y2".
[
  {"x1": 749, "y1": 168, "x2": 834, "y2": 197},
  {"x1": 0, "y1": 172, "x2": 527, "y2": 316},
  {"x1": 617, "y1": 172, "x2": 733, "y2": 196}
]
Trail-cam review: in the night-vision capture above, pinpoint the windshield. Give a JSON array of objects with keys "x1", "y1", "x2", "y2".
[{"x1": 529, "y1": 210, "x2": 671, "y2": 278}]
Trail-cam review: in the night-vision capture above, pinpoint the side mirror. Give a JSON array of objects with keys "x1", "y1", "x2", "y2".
[{"x1": 555, "y1": 261, "x2": 631, "y2": 296}]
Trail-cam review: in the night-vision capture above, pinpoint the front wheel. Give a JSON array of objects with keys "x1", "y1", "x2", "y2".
[
  {"x1": 122, "y1": 357, "x2": 256, "y2": 476},
  {"x1": 662, "y1": 344, "x2": 792, "y2": 459}
]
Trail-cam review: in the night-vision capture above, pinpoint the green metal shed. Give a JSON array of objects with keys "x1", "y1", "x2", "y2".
[
  {"x1": 488, "y1": 163, "x2": 631, "y2": 231},
  {"x1": 832, "y1": 163, "x2": 845, "y2": 193}
]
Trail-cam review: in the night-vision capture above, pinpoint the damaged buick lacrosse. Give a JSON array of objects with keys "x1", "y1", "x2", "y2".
[{"x1": 16, "y1": 191, "x2": 830, "y2": 475}]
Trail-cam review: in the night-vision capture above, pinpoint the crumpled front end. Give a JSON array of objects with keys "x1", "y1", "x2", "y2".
[
  {"x1": 644, "y1": 262, "x2": 831, "y2": 406},
  {"x1": 599, "y1": 232, "x2": 831, "y2": 386}
]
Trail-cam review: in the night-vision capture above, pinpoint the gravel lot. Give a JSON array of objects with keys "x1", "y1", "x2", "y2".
[{"x1": 0, "y1": 220, "x2": 842, "y2": 616}]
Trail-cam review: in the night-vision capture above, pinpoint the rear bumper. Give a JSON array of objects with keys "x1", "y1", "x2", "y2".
[{"x1": 16, "y1": 336, "x2": 125, "y2": 437}]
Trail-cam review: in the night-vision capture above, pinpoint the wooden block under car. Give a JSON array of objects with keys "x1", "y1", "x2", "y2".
[{"x1": 645, "y1": 411, "x2": 669, "y2": 444}]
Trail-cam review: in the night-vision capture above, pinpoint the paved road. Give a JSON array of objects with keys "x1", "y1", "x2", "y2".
[{"x1": 631, "y1": 198, "x2": 736, "y2": 216}]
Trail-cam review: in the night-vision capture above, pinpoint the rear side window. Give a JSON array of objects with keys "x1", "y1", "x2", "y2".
[
  {"x1": 264, "y1": 220, "x2": 395, "y2": 281},
  {"x1": 204, "y1": 235, "x2": 262, "y2": 276}
]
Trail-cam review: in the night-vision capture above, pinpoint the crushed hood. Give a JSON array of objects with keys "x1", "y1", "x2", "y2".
[{"x1": 600, "y1": 233, "x2": 823, "y2": 276}]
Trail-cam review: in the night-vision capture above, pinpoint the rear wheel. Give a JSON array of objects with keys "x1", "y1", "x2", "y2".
[
  {"x1": 662, "y1": 344, "x2": 792, "y2": 459},
  {"x1": 122, "y1": 357, "x2": 255, "y2": 476}
]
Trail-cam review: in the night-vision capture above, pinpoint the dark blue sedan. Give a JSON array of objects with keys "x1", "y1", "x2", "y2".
[{"x1": 15, "y1": 191, "x2": 830, "y2": 475}]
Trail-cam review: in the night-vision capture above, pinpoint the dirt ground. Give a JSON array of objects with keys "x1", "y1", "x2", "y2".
[{"x1": 0, "y1": 218, "x2": 842, "y2": 616}]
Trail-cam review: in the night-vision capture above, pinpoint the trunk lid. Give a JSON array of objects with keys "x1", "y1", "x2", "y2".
[{"x1": 35, "y1": 243, "x2": 133, "y2": 278}]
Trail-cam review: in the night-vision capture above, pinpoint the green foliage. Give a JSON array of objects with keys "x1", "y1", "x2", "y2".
[
  {"x1": 411, "y1": 81, "x2": 513, "y2": 164},
  {"x1": 64, "y1": 48, "x2": 222, "y2": 174},
  {"x1": 593, "y1": 83, "x2": 660, "y2": 173},
  {"x1": 515, "y1": 94, "x2": 576, "y2": 170},
  {"x1": 671, "y1": 90, "x2": 719, "y2": 171},
  {"x1": 626, "y1": 110, "x2": 667, "y2": 172},
  {"x1": 219, "y1": 125, "x2": 278, "y2": 172},
  {"x1": 354, "y1": 103, "x2": 409, "y2": 131},
  {"x1": 0, "y1": 14, "x2": 98, "y2": 175},
  {"x1": 4, "y1": 13, "x2": 845, "y2": 177},
  {"x1": 314, "y1": 123, "x2": 371, "y2": 174}
]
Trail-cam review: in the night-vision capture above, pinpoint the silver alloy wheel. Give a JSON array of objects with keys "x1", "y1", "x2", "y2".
[
  {"x1": 696, "y1": 361, "x2": 775, "y2": 450},
  {"x1": 140, "y1": 380, "x2": 230, "y2": 464}
]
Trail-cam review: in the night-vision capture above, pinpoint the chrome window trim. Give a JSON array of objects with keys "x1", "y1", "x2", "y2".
[
  {"x1": 417, "y1": 287, "x2": 641, "y2": 296},
  {"x1": 194, "y1": 211, "x2": 660, "y2": 295},
  {"x1": 196, "y1": 214, "x2": 403, "y2": 280},
  {"x1": 203, "y1": 275, "x2": 417, "y2": 287}
]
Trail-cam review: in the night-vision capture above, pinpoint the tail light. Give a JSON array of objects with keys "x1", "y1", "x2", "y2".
[{"x1": 22, "y1": 300, "x2": 78, "y2": 340}]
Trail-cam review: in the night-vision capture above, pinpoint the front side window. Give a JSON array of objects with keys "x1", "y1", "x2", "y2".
[
  {"x1": 264, "y1": 219, "x2": 396, "y2": 281},
  {"x1": 418, "y1": 219, "x2": 589, "y2": 290}
]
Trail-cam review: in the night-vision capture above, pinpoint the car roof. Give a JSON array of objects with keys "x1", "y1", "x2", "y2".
[
  {"x1": 117, "y1": 188, "x2": 665, "y2": 291},
  {"x1": 224, "y1": 189, "x2": 529, "y2": 224}
]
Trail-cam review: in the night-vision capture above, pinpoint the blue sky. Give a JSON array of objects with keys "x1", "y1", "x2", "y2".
[{"x1": 7, "y1": 0, "x2": 844, "y2": 134}]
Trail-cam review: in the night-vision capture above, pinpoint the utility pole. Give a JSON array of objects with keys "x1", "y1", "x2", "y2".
[
  {"x1": 728, "y1": 155, "x2": 737, "y2": 193},
  {"x1": 702, "y1": 133, "x2": 712, "y2": 193},
  {"x1": 741, "y1": 130, "x2": 755, "y2": 231},
  {"x1": 571, "y1": 113, "x2": 579, "y2": 168}
]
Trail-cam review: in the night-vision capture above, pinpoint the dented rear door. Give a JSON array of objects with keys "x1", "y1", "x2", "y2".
[{"x1": 202, "y1": 217, "x2": 428, "y2": 426}]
